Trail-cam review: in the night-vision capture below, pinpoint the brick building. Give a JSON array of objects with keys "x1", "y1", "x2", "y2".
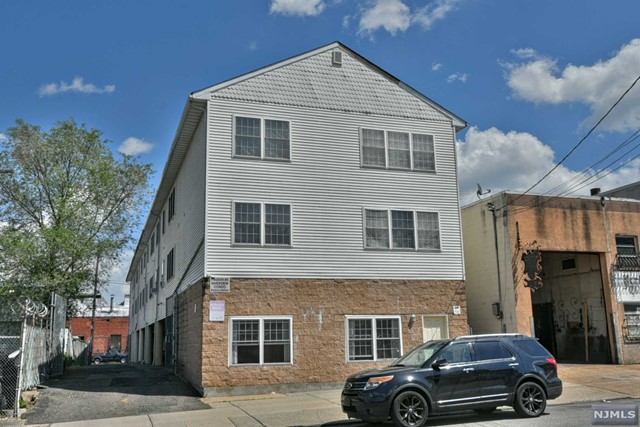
[
  {"x1": 67, "y1": 317, "x2": 128, "y2": 355},
  {"x1": 127, "y1": 42, "x2": 468, "y2": 396},
  {"x1": 462, "y1": 190, "x2": 640, "y2": 364}
]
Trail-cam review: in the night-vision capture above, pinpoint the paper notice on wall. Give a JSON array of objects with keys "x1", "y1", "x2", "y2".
[{"x1": 209, "y1": 300, "x2": 225, "y2": 322}]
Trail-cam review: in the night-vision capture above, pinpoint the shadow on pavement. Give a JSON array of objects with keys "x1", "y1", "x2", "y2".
[{"x1": 23, "y1": 363, "x2": 209, "y2": 424}]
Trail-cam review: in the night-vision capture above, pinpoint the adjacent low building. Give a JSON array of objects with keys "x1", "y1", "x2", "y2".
[
  {"x1": 462, "y1": 189, "x2": 640, "y2": 364},
  {"x1": 127, "y1": 42, "x2": 468, "y2": 395}
]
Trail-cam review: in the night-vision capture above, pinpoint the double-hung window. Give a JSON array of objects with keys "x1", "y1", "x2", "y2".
[
  {"x1": 230, "y1": 317, "x2": 293, "y2": 365},
  {"x1": 234, "y1": 116, "x2": 290, "y2": 160},
  {"x1": 166, "y1": 248, "x2": 175, "y2": 281},
  {"x1": 168, "y1": 188, "x2": 176, "y2": 223},
  {"x1": 233, "y1": 202, "x2": 291, "y2": 246},
  {"x1": 361, "y1": 128, "x2": 435, "y2": 172},
  {"x1": 364, "y1": 209, "x2": 440, "y2": 250},
  {"x1": 346, "y1": 316, "x2": 402, "y2": 361}
]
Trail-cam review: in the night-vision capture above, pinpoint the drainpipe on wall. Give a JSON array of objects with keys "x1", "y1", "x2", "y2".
[{"x1": 488, "y1": 202, "x2": 506, "y2": 333}]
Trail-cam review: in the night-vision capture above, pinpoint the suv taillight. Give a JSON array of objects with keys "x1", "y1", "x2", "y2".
[{"x1": 546, "y1": 357, "x2": 557, "y2": 369}]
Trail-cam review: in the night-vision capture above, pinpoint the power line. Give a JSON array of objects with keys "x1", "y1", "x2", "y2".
[{"x1": 502, "y1": 74, "x2": 640, "y2": 211}]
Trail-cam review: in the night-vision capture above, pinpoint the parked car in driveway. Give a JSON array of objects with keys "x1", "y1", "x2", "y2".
[
  {"x1": 342, "y1": 333, "x2": 562, "y2": 427},
  {"x1": 92, "y1": 348, "x2": 127, "y2": 364}
]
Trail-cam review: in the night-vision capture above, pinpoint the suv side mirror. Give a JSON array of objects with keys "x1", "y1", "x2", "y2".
[{"x1": 431, "y1": 358, "x2": 448, "y2": 370}]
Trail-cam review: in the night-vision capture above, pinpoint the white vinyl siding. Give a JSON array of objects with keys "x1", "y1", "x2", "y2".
[
  {"x1": 229, "y1": 317, "x2": 293, "y2": 365},
  {"x1": 205, "y1": 96, "x2": 462, "y2": 280},
  {"x1": 234, "y1": 116, "x2": 290, "y2": 160},
  {"x1": 361, "y1": 128, "x2": 436, "y2": 172},
  {"x1": 346, "y1": 316, "x2": 402, "y2": 361}
]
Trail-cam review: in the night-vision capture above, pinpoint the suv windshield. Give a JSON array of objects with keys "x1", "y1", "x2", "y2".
[{"x1": 391, "y1": 340, "x2": 446, "y2": 367}]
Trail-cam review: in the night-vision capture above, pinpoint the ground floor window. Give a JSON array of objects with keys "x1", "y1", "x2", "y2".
[
  {"x1": 623, "y1": 304, "x2": 640, "y2": 342},
  {"x1": 230, "y1": 317, "x2": 293, "y2": 365},
  {"x1": 346, "y1": 316, "x2": 402, "y2": 361}
]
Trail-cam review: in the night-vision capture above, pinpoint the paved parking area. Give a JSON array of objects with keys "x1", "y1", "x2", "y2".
[{"x1": 22, "y1": 364, "x2": 208, "y2": 424}]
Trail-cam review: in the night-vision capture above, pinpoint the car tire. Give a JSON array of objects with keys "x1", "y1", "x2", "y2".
[
  {"x1": 93, "y1": 358, "x2": 101, "y2": 365},
  {"x1": 513, "y1": 382, "x2": 546, "y2": 418},
  {"x1": 120, "y1": 357, "x2": 126, "y2": 364},
  {"x1": 391, "y1": 390, "x2": 429, "y2": 427}
]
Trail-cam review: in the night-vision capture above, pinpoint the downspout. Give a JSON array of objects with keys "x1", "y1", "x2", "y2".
[{"x1": 488, "y1": 201, "x2": 505, "y2": 333}]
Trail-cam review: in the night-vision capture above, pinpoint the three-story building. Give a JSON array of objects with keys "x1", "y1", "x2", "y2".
[{"x1": 127, "y1": 42, "x2": 468, "y2": 396}]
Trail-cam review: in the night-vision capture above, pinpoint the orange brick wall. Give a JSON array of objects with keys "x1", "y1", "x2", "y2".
[
  {"x1": 176, "y1": 282, "x2": 204, "y2": 391},
  {"x1": 67, "y1": 317, "x2": 129, "y2": 355},
  {"x1": 196, "y1": 278, "x2": 467, "y2": 396}
]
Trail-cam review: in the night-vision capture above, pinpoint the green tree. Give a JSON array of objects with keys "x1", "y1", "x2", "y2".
[{"x1": 0, "y1": 119, "x2": 152, "y2": 305}]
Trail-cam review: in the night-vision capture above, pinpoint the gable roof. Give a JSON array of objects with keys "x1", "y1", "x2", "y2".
[{"x1": 192, "y1": 41, "x2": 466, "y2": 130}]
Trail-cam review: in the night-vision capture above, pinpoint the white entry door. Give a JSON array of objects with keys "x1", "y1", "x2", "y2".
[{"x1": 422, "y1": 315, "x2": 449, "y2": 342}]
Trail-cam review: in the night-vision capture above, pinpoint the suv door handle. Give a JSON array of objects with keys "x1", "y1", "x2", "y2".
[
  {"x1": 463, "y1": 368, "x2": 474, "y2": 373},
  {"x1": 509, "y1": 363, "x2": 519, "y2": 368}
]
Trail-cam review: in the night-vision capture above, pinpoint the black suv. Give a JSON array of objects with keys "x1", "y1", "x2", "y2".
[{"x1": 342, "y1": 334, "x2": 562, "y2": 427}]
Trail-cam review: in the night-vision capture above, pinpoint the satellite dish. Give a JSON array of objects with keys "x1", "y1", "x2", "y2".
[{"x1": 476, "y1": 183, "x2": 491, "y2": 199}]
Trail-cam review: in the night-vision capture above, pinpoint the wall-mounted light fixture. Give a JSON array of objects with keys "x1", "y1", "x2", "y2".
[{"x1": 409, "y1": 314, "x2": 416, "y2": 327}]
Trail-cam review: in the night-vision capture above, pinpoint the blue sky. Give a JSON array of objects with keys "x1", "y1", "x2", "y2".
[{"x1": 1, "y1": 0, "x2": 639, "y2": 302}]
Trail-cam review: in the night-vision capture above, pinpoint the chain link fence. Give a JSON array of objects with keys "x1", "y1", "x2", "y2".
[{"x1": 0, "y1": 293, "x2": 67, "y2": 418}]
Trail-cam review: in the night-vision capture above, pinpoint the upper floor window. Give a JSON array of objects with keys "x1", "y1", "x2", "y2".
[
  {"x1": 168, "y1": 188, "x2": 176, "y2": 223},
  {"x1": 234, "y1": 116, "x2": 290, "y2": 160},
  {"x1": 361, "y1": 128, "x2": 435, "y2": 172},
  {"x1": 616, "y1": 236, "x2": 639, "y2": 269},
  {"x1": 167, "y1": 248, "x2": 175, "y2": 281},
  {"x1": 150, "y1": 232, "x2": 155, "y2": 255},
  {"x1": 364, "y1": 209, "x2": 440, "y2": 250},
  {"x1": 233, "y1": 202, "x2": 291, "y2": 246},
  {"x1": 347, "y1": 316, "x2": 402, "y2": 361}
]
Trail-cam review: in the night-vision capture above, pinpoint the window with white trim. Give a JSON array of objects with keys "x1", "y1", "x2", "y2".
[
  {"x1": 364, "y1": 209, "x2": 440, "y2": 250},
  {"x1": 230, "y1": 317, "x2": 293, "y2": 365},
  {"x1": 361, "y1": 128, "x2": 435, "y2": 172},
  {"x1": 234, "y1": 116, "x2": 290, "y2": 160},
  {"x1": 233, "y1": 202, "x2": 291, "y2": 246},
  {"x1": 168, "y1": 188, "x2": 176, "y2": 223},
  {"x1": 347, "y1": 316, "x2": 402, "y2": 361},
  {"x1": 166, "y1": 247, "x2": 175, "y2": 281}
]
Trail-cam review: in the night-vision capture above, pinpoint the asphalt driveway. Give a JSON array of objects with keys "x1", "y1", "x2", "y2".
[{"x1": 23, "y1": 363, "x2": 208, "y2": 424}]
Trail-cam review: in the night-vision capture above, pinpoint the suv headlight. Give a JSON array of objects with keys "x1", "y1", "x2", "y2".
[{"x1": 364, "y1": 375, "x2": 394, "y2": 390}]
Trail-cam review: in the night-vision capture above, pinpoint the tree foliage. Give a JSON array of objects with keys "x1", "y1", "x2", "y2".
[{"x1": 0, "y1": 119, "x2": 152, "y2": 304}]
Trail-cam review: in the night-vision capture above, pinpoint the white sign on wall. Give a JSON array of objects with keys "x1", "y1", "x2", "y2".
[
  {"x1": 209, "y1": 300, "x2": 225, "y2": 322},
  {"x1": 453, "y1": 305, "x2": 461, "y2": 315},
  {"x1": 210, "y1": 276, "x2": 231, "y2": 293}
]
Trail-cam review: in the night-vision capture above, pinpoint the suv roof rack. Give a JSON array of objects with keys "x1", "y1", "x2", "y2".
[{"x1": 453, "y1": 333, "x2": 526, "y2": 340}]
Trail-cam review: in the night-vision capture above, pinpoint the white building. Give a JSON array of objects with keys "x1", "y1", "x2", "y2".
[{"x1": 127, "y1": 42, "x2": 468, "y2": 395}]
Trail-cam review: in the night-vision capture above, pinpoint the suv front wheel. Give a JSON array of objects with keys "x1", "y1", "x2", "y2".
[
  {"x1": 391, "y1": 390, "x2": 429, "y2": 427},
  {"x1": 513, "y1": 382, "x2": 546, "y2": 417}
]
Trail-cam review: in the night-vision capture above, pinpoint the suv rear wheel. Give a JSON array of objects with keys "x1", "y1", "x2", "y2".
[
  {"x1": 513, "y1": 382, "x2": 546, "y2": 417},
  {"x1": 391, "y1": 390, "x2": 429, "y2": 427}
]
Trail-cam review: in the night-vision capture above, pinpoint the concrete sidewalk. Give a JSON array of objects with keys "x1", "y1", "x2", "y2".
[{"x1": 19, "y1": 364, "x2": 640, "y2": 427}]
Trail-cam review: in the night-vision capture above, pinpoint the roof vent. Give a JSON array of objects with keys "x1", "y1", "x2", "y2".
[{"x1": 332, "y1": 51, "x2": 342, "y2": 67}]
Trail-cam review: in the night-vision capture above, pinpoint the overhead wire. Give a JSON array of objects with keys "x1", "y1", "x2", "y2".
[{"x1": 500, "y1": 74, "x2": 640, "y2": 212}]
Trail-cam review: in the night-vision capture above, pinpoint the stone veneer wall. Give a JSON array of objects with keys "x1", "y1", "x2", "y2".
[
  {"x1": 199, "y1": 278, "x2": 467, "y2": 396},
  {"x1": 177, "y1": 281, "x2": 204, "y2": 392}
]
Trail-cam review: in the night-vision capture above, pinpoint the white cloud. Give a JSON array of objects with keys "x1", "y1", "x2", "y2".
[
  {"x1": 38, "y1": 76, "x2": 116, "y2": 97},
  {"x1": 248, "y1": 41, "x2": 258, "y2": 51},
  {"x1": 342, "y1": 14, "x2": 351, "y2": 29},
  {"x1": 457, "y1": 127, "x2": 640, "y2": 206},
  {"x1": 358, "y1": 0, "x2": 411, "y2": 36},
  {"x1": 0, "y1": 133, "x2": 7, "y2": 144},
  {"x1": 270, "y1": 0, "x2": 326, "y2": 16},
  {"x1": 358, "y1": 0, "x2": 458, "y2": 36},
  {"x1": 118, "y1": 137, "x2": 154, "y2": 156},
  {"x1": 447, "y1": 72, "x2": 468, "y2": 83},
  {"x1": 510, "y1": 47, "x2": 538, "y2": 59},
  {"x1": 505, "y1": 38, "x2": 640, "y2": 132},
  {"x1": 432, "y1": 62, "x2": 443, "y2": 71},
  {"x1": 105, "y1": 249, "x2": 133, "y2": 305},
  {"x1": 412, "y1": 0, "x2": 458, "y2": 31}
]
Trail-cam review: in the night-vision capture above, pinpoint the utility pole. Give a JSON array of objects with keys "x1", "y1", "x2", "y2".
[
  {"x1": 88, "y1": 254, "x2": 100, "y2": 364},
  {"x1": 488, "y1": 202, "x2": 505, "y2": 333}
]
